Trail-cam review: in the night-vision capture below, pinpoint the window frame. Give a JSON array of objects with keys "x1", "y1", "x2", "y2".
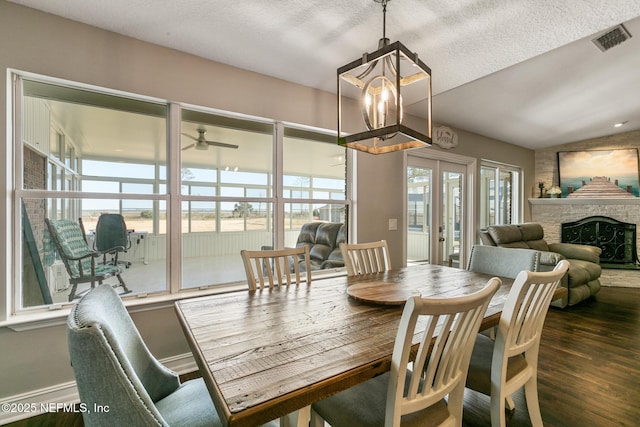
[
  {"x1": 7, "y1": 71, "x2": 351, "y2": 322},
  {"x1": 479, "y1": 160, "x2": 522, "y2": 228}
]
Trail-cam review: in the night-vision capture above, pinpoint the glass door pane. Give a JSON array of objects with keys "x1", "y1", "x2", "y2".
[
  {"x1": 407, "y1": 166, "x2": 432, "y2": 262},
  {"x1": 441, "y1": 165, "x2": 464, "y2": 267}
]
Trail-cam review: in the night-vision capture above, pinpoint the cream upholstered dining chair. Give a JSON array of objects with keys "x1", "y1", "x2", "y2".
[
  {"x1": 241, "y1": 246, "x2": 311, "y2": 291},
  {"x1": 340, "y1": 240, "x2": 391, "y2": 276},
  {"x1": 67, "y1": 284, "x2": 278, "y2": 427},
  {"x1": 311, "y1": 277, "x2": 501, "y2": 427},
  {"x1": 465, "y1": 260, "x2": 570, "y2": 427}
]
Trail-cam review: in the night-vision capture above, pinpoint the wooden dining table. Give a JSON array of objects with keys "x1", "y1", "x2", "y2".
[{"x1": 174, "y1": 263, "x2": 515, "y2": 427}]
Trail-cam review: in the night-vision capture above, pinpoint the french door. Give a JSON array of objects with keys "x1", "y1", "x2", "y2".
[{"x1": 407, "y1": 156, "x2": 469, "y2": 266}]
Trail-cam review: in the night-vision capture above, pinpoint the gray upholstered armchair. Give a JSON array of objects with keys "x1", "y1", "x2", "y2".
[
  {"x1": 67, "y1": 284, "x2": 280, "y2": 426},
  {"x1": 480, "y1": 223, "x2": 602, "y2": 307}
]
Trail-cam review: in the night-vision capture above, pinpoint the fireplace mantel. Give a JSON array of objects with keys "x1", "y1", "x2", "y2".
[{"x1": 529, "y1": 198, "x2": 640, "y2": 206}]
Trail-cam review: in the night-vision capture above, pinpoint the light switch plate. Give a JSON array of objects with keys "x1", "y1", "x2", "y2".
[{"x1": 388, "y1": 218, "x2": 398, "y2": 231}]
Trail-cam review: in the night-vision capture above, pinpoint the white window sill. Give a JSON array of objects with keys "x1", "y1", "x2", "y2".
[
  {"x1": 1, "y1": 282, "x2": 249, "y2": 331},
  {"x1": 1, "y1": 267, "x2": 348, "y2": 331}
]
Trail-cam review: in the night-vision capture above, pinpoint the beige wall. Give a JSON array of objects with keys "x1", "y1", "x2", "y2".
[
  {"x1": 437, "y1": 127, "x2": 536, "y2": 221},
  {"x1": 0, "y1": 1, "x2": 534, "y2": 401}
]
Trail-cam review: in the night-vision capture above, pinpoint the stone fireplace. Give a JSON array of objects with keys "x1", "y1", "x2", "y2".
[{"x1": 530, "y1": 198, "x2": 640, "y2": 287}]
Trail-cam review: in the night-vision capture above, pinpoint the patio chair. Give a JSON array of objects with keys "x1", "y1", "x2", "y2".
[
  {"x1": 241, "y1": 246, "x2": 312, "y2": 291},
  {"x1": 465, "y1": 260, "x2": 570, "y2": 427},
  {"x1": 311, "y1": 277, "x2": 501, "y2": 427},
  {"x1": 340, "y1": 240, "x2": 391, "y2": 276},
  {"x1": 94, "y1": 213, "x2": 132, "y2": 268},
  {"x1": 45, "y1": 218, "x2": 130, "y2": 301}
]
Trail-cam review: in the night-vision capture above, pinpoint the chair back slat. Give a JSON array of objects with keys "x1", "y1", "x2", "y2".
[
  {"x1": 340, "y1": 240, "x2": 391, "y2": 276},
  {"x1": 241, "y1": 246, "x2": 311, "y2": 291}
]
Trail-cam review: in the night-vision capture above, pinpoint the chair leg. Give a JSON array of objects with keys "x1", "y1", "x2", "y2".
[
  {"x1": 281, "y1": 406, "x2": 311, "y2": 427},
  {"x1": 506, "y1": 395, "x2": 515, "y2": 411},
  {"x1": 116, "y1": 274, "x2": 131, "y2": 295},
  {"x1": 524, "y1": 378, "x2": 543, "y2": 427},
  {"x1": 491, "y1": 390, "x2": 508, "y2": 427},
  {"x1": 68, "y1": 283, "x2": 78, "y2": 302},
  {"x1": 447, "y1": 382, "x2": 466, "y2": 424},
  {"x1": 310, "y1": 408, "x2": 325, "y2": 427}
]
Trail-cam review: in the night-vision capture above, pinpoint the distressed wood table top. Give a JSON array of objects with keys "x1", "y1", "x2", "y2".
[{"x1": 174, "y1": 263, "x2": 514, "y2": 427}]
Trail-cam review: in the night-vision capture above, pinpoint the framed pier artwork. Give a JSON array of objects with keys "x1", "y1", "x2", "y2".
[{"x1": 558, "y1": 148, "x2": 640, "y2": 198}]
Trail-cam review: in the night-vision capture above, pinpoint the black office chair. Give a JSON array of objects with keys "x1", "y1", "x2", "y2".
[{"x1": 94, "y1": 214, "x2": 132, "y2": 268}]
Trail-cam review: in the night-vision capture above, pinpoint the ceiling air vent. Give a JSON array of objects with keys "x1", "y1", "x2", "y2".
[{"x1": 592, "y1": 24, "x2": 632, "y2": 52}]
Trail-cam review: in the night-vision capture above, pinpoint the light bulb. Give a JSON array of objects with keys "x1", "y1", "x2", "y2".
[{"x1": 365, "y1": 94, "x2": 372, "y2": 107}]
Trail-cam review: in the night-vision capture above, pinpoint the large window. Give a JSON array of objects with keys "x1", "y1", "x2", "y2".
[
  {"x1": 479, "y1": 162, "x2": 521, "y2": 229},
  {"x1": 13, "y1": 74, "x2": 349, "y2": 312},
  {"x1": 179, "y1": 109, "x2": 275, "y2": 288}
]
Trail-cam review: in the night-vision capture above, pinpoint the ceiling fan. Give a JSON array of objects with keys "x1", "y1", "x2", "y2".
[{"x1": 182, "y1": 128, "x2": 239, "y2": 151}]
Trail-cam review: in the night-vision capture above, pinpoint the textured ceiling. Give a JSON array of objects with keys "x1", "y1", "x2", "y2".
[{"x1": 8, "y1": 0, "x2": 640, "y2": 149}]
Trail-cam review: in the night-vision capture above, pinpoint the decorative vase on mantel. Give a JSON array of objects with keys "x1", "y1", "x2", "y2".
[{"x1": 548, "y1": 186, "x2": 562, "y2": 198}]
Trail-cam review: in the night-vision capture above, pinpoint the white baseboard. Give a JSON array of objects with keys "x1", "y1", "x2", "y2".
[{"x1": 0, "y1": 352, "x2": 197, "y2": 425}]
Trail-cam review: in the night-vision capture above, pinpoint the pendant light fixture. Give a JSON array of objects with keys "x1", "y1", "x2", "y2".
[{"x1": 337, "y1": 0, "x2": 432, "y2": 154}]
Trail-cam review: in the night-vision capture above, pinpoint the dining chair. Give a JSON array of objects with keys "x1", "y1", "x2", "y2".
[
  {"x1": 340, "y1": 240, "x2": 391, "y2": 276},
  {"x1": 465, "y1": 260, "x2": 570, "y2": 427},
  {"x1": 467, "y1": 245, "x2": 540, "y2": 279},
  {"x1": 67, "y1": 284, "x2": 280, "y2": 427},
  {"x1": 241, "y1": 246, "x2": 312, "y2": 291},
  {"x1": 311, "y1": 277, "x2": 501, "y2": 427}
]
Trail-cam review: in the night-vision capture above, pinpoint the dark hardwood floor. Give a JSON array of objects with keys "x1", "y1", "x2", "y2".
[{"x1": 6, "y1": 286, "x2": 640, "y2": 427}]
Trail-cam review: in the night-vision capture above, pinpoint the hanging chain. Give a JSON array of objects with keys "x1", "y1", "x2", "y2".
[{"x1": 375, "y1": 0, "x2": 389, "y2": 40}]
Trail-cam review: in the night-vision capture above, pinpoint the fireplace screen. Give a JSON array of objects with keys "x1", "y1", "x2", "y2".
[{"x1": 561, "y1": 216, "x2": 639, "y2": 267}]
